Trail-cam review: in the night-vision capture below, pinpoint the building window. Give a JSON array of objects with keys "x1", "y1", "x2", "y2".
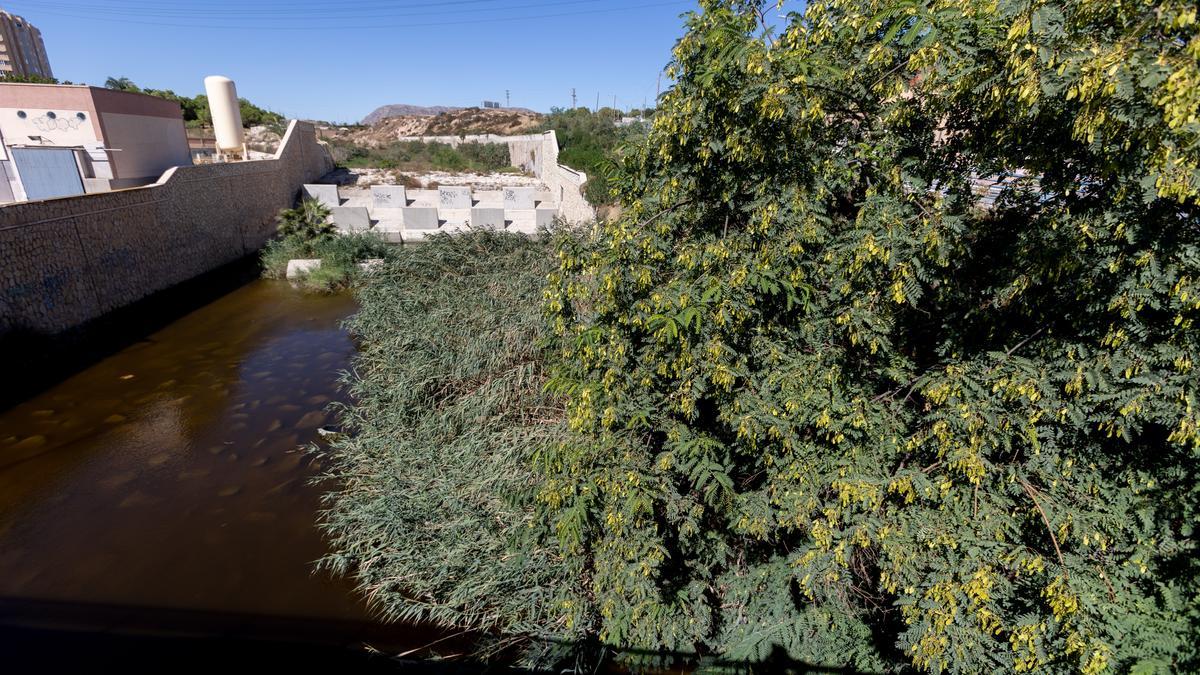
[
  {"x1": 76, "y1": 112, "x2": 86, "y2": 121},
  {"x1": 45, "y1": 111, "x2": 56, "y2": 119},
  {"x1": 17, "y1": 111, "x2": 27, "y2": 119}
]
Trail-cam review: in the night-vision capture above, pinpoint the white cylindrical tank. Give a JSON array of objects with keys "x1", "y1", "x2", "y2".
[{"x1": 203, "y1": 75, "x2": 244, "y2": 152}]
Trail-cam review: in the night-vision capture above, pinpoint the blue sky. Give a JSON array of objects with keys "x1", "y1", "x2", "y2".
[{"x1": 6, "y1": 0, "x2": 703, "y2": 123}]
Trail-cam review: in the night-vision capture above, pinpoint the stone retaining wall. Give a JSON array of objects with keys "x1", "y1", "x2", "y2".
[
  {"x1": 394, "y1": 130, "x2": 595, "y2": 223},
  {"x1": 0, "y1": 120, "x2": 333, "y2": 336}
]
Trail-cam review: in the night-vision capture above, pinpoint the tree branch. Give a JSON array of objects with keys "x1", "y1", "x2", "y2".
[{"x1": 1019, "y1": 477, "x2": 1068, "y2": 579}]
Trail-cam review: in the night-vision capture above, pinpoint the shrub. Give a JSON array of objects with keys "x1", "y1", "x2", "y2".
[
  {"x1": 540, "y1": 0, "x2": 1200, "y2": 672},
  {"x1": 316, "y1": 230, "x2": 574, "y2": 660},
  {"x1": 327, "y1": 139, "x2": 516, "y2": 173},
  {"x1": 261, "y1": 198, "x2": 392, "y2": 291},
  {"x1": 321, "y1": 0, "x2": 1199, "y2": 672},
  {"x1": 275, "y1": 198, "x2": 335, "y2": 246},
  {"x1": 538, "y1": 108, "x2": 648, "y2": 207}
]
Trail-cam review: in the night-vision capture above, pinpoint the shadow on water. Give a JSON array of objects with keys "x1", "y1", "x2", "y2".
[
  {"x1": 0, "y1": 255, "x2": 262, "y2": 413},
  {"x1": 0, "y1": 597, "x2": 882, "y2": 674}
]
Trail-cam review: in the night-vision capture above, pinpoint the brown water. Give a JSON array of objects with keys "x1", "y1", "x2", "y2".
[{"x1": 0, "y1": 280, "x2": 368, "y2": 622}]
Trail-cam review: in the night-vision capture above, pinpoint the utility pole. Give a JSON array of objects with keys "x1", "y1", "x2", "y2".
[
  {"x1": 505, "y1": 90, "x2": 510, "y2": 107},
  {"x1": 613, "y1": 94, "x2": 617, "y2": 111},
  {"x1": 656, "y1": 72, "x2": 662, "y2": 101},
  {"x1": 595, "y1": 92, "x2": 599, "y2": 112},
  {"x1": 571, "y1": 88, "x2": 577, "y2": 108}
]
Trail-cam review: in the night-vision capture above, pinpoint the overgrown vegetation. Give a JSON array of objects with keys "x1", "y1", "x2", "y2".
[
  {"x1": 317, "y1": 230, "x2": 574, "y2": 662},
  {"x1": 261, "y1": 199, "x2": 392, "y2": 292},
  {"x1": 325, "y1": 138, "x2": 518, "y2": 173},
  {"x1": 0, "y1": 73, "x2": 70, "y2": 84},
  {"x1": 323, "y1": 0, "x2": 1199, "y2": 672},
  {"x1": 103, "y1": 76, "x2": 285, "y2": 130},
  {"x1": 537, "y1": 107, "x2": 648, "y2": 205}
]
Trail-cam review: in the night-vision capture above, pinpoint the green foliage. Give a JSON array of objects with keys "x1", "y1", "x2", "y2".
[
  {"x1": 261, "y1": 199, "x2": 390, "y2": 292},
  {"x1": 326, "y1": 139, "x2": 516, "y2": 173},
  {"x1": 275, "y1": 198, "x2": 335, "y2": 246},
  {"x1": 103, "y1": 76, "x2": 284, "y2": 128},
  {"x1": 261, "y1": 231, "x2": 392, "y2": 292},
  {"x1": 539, "y1": 0, "x2": 1200, "y2": 673},
  {"x1": 2, "y1": 73, "x2": 61, "y2": 84},
  {"x1": 538, "y1": 107, "x2": 649, "y2": 206},
  {"x1": 316, "y1": 0, "x2": 1198, "y2": 671},
  {"x1": 316, "y1": 230, "x2": 575, "y2": 658}
]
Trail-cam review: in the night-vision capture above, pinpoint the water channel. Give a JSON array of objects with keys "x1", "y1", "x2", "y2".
[{"x1": 0, "y1": 279, "x2": 450, "y2": 668}]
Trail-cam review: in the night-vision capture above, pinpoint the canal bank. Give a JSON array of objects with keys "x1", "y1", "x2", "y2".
[{"x1": 0, "y1": 278, "x2": 473, "y2": 667}]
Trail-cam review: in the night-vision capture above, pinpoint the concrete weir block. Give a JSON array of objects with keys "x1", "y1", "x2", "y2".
[
  {"x1": 403, "y1": 206, "x2": 439, "y2": 230},
  {"x1": 373, "y1": 220, "x2": 404, "y2": 243},
  {"x1": 302, "y1": 184, "x2": 340, "y2": 207},
  {"x1": 330, "y1": 206, "x2": 371, "y2": 233},
  {"x1": 503, "y1": 186, "x2": 536, "y2": 210},
  {"x1": 286, "y1": 259, "x2": 321, "y2": 279},
  {"x1": 535, "y1": 207, "x2": 558, "y2": 229},
  {"x1": 438, "y1": 186, "x2": 472, "y2": 209},
  {"x1": 470, "y1": 207, "x2": 505, "y2": 230},
  {"x1": 370, "y1": 185, "x2": 407, "y2": 208}
]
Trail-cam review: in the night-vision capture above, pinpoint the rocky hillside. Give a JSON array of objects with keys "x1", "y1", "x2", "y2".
[
  {"x1": 336, "y1": 107, "x2": 545, "y2": 147},
  {"x1": 361, "y1": 104, "x2": 463, "y2": 125}
]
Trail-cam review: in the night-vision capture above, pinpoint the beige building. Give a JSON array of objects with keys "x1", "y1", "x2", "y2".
[
  {"x1": 0, "y1": 10, "x2": 52, "y2": 79},
  {"x1": 0, "y1": 83, "x2": 192, "y2": 203}
]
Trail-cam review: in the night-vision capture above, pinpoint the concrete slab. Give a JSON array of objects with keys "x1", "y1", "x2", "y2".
[
  {"x1": 471, "y1": 207, "x2": 505, "y2": 229},
  {"x1": 401, "y1": 228, "x2": 435, "y2": 242},
  {"x1": 403, "y1": 206, "x2": 439, "y2": 230},
  {"x1": 371, "y1": 185, "x2": 407, "y2": 209},
  {"x1": 507, "y1": 221, "x2": 539, "y2": 236},
  {"x1": 503, "y1": 186, "x2": 536, "y2": 210},
  {"x1": 302, "y1": 184, "x2": 340, "y2": 207},
  {"x1": 438, "y1": 186, "x2": 472, "y2": 209},
  {"x1": 374, "y1": 221, "x2": 404, "y2": 244},
  {"x1": 535, "y1": 207, "x2": 558, "y2": 229},
  {"x1": 286, "y1": 259, "x2": 321, "y2": 279},
  {"x1": 473, "y1": 189, "x2": 504, "y2": 205},
  {"x1": 372, "y1": 207, "x2": 405, "y2": 221},
  {"x1": 330, "y1": 206, "x2": 371, "y2": 233}
]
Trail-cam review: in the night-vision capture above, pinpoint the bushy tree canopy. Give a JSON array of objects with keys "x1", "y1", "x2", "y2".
[
  {"x1": 323, "y1": 0, "x2": 1197, "y2": 671},
  {"x1": 103, "y1": 76, "x2": 284, "y2": 128},
  {"x1": 541, "y1": 0, "x2": 1199, "y2": 672}
]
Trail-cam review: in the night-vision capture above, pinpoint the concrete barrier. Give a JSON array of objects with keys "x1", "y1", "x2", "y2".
[{"x1": 391, "y1": 130, "x2": 595, "y2": 223}]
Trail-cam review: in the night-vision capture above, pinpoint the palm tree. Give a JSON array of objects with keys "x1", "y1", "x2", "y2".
[{"x1": 104, "y1": 76, "x2": 138, "y2": 92}]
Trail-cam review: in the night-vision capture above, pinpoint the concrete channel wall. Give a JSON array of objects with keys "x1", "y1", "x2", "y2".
[
  {"x1": 394, "y1": 130, "x2": 596, "y2": 223},
  {"x1": 0, "y1": 120, "x2": 333, "y2": 336}
]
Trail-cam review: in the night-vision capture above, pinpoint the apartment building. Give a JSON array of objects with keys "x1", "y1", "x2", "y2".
[{"x1": 0, "y1": 10, "x2": 53, "y2": 79}]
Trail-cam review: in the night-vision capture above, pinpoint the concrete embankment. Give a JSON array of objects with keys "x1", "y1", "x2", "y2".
[
  {"x1": 391, "y1": 130, "x2": 595, "y2": 223},
  {"x1": 0, "y1": 120, "x2": 333, "y2": 338}
]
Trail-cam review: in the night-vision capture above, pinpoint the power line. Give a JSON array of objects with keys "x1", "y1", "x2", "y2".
[
  {"x1": 5, "y1": 0, "x2": 691, "y2": 30},
  {"x1": 12, "y1": 0, "x2": 622, "y2": 19}
]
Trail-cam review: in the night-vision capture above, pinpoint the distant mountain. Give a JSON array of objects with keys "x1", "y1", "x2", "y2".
[{"x1": 361, "y1": 104, "x2": 463, "y2": 125}]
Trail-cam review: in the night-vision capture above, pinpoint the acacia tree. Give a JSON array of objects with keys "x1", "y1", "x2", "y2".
[{"x1": 542, "y1": 0, "x2": 1198, "y2": 671}]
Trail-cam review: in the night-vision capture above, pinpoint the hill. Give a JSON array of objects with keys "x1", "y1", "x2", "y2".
[
  {"x1": 361, "y1": 104, "x2": 463, "y2": 125},
  {"x1": 336, "y1": 107, "x2": 544, "y2": 147}
]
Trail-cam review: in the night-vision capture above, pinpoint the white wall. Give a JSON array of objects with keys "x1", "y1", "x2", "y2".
[
  {"x1": 0, "y1": 106, "x2": 100, "y2": 149},
  {"x1": 99, "y1": 112, "x2": 191, "y2": 185}
]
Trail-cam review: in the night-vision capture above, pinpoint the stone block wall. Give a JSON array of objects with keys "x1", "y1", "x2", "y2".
[
  {"x1": 0, "y1": 120, "x2": 333, "y2": 336},
  {"x1": 394, "y1": 130, "x2": 596, "y2": 223}
]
